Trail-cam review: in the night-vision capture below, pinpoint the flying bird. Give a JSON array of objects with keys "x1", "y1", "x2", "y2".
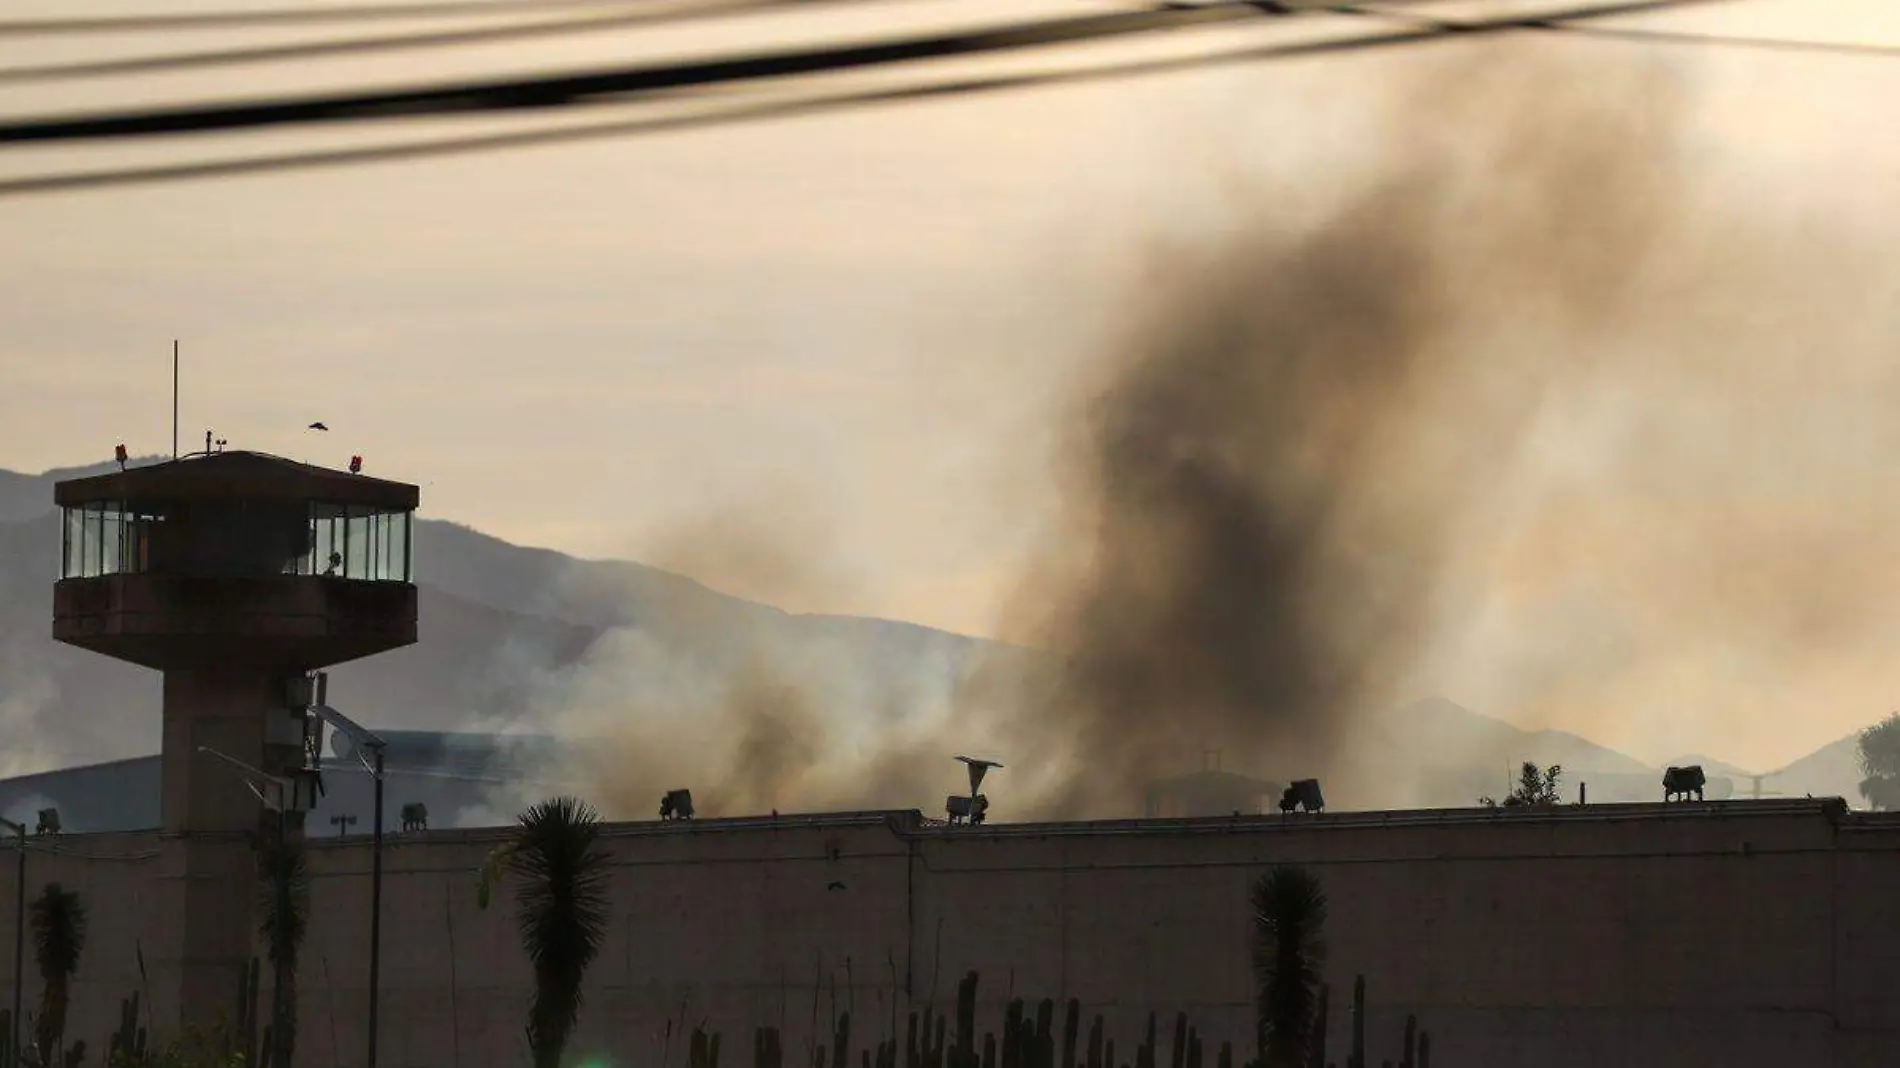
[{"x1": 308, "y1": 422, "x2": 328, "y2": 431}]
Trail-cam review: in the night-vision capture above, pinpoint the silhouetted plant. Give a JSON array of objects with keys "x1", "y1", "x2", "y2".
[
  {"x1": 717, "y1": 967, "x2": 1440, "y2": 1068},
  {"x1": 479, "y1": 796, "x2": 611, "y2": 1068},
  {"x1": 1480, "y1": 762, "x2": 1563, "y2": 808},
  {"x1": 1857, "y1": 712, "x2": 1900, "y2": 810},
  {"x1": 106, "y1": 994, "x2": 146, "y2": 1068},
  {"x1": 1348, "y1": 976, "x2": 1364, "y2": 1068},
  {"x1": 1250, "y1": 867, "x2": 1327, "y2": 1068},
  {"x1": 256, "y1": 826, "x2": 309, "y2": 1068},
  {"x1": 29, "y1": 883, "x2": 86, "y2": 1066},
  {"x1": 111, "y1": 1017, "x2": 251, "y2": 1068},
  {"x1": 232, "y1": 959, "x2": 262, "y2": 1068}
]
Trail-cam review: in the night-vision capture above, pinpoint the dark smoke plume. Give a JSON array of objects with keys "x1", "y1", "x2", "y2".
[
  {"x1": 511, "y1": 44, "x2": 1749, "y2": 821},
  {"x1": 1002, "y1": 47, "x2": 1687, "y2": 818}
]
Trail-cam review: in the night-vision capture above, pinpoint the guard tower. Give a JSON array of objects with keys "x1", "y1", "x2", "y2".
[{"x1": 51, "y1": 450, "x2": 418, "y2": 1033}]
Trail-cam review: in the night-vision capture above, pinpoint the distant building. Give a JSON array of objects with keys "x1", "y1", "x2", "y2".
[{"x1": 0, "y1": 738, "x2": 572, "y2": 836}]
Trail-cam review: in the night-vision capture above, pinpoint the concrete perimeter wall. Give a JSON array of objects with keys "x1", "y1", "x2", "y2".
[{"x1": 3, "y1": 801, "x2": 1895, "y2": 1068}]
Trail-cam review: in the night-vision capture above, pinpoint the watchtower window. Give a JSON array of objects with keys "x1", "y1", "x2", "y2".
[
  {"x1": 60, "y1": 499, "x2": 412, "y2": 582},
  {"x1": 305, "y1": 502, "x2": 411, "y2": 582},
  {"x1": 61, "y1": 501, "x2": 167, "y2": 579}
]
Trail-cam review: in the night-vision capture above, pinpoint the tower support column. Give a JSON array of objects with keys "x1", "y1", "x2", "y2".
[{"x1": 156, "y1": 670, "x2": 278, "y2": 1038}]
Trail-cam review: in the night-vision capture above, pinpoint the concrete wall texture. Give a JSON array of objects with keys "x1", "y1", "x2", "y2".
[{"x1": 3, "y1": 799, "x2": 1895, "y2": 1068}]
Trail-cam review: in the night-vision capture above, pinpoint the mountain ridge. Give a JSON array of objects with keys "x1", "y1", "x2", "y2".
[{"x1": 0, "y1": 459, "x2": 1875, "y2": 805}]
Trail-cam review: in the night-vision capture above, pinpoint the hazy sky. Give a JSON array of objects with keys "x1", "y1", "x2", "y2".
[{"x1": 4, "y1": 0, "x2": 1900, "y2": 770}]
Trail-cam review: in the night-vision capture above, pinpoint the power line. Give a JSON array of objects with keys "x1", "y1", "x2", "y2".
[
  {"x1": 0, "y1": 0, "x2": 1423, "y2": 83},
  {"x1": 0, "y1": 0, "x2": 814, "y2": 85},
  {"x1": 0, "y1": 0, "x2": 651, "y2": 37},
  {"x1": 1334, "y1": 2, "x2": 1900, "y2": 59},
  {"x1": 1530, "y1": 21, "x2": 1900, "y2": 58},
  {"x1": 0, "y1": 0, "x2": 1732, "y2": 198},
  {"x1": 0, "y1": 0, "x2": 1719, "y2": 145},
  {"x1": 0, "y1": 3, "x2": 1268, "y2": 143}
]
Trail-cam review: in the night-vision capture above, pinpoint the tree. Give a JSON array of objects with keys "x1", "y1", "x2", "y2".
[
  {"x1": 1857, "y1": 713, "x2": 1900, "y2": 811},
  {"x1": 256, "y1": 822, "x2": 310, "y2": 1068},
  {"x1": 1250, "y1": 866, "x2": 1327, "y2": 1068},
  {"x1": 478, "y1": 796, "x2": 611, "y2": 1068},
  {"x1": 1480, "y1": 762, "x2": 1564, "y2": 808},
  {"x1": 29, "y1": 883, "x2": 87, "y2": 1066}
]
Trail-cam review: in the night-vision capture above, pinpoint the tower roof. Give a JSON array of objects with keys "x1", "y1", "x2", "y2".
[{"x1": 55, "y1": 450, "x2": 417, "y2": 511}]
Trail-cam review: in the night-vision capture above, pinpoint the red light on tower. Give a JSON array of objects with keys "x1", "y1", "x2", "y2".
[
  {"x1": 349, "y1": 455, "x2": 362, "y2": 475},
  {"x1": 114, "y1": 444, "x2": 128, "y2": 470}
]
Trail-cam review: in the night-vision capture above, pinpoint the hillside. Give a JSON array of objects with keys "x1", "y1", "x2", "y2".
[
  {"x1": 0, "y1": 457, "x2": 1018, "y2": 782},
  {"x1": 1771, "y1": 733, "x2": 1866, "y2": 801},
  {"x1": 0, "y1": 457, "x2": 1878, "y2": 811},
  {"x1": 1346, "y1": 697, "x2": 1662, "y2": 806}
]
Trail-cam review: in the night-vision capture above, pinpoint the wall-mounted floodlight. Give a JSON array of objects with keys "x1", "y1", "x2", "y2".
[
  {"x1": 955, "y1": 755, "x2": 1004, "y2": 797},
  {"x1": 949, "y1": 756, "x2": 1004, "y2": 827},
  {"x1": 1277, "y1": 779, "x2": 1325, "y2": 814},
  {"x1": 659, "y1": 790, "x2": 694, "y2": 821},
  {"x1": 399, "y1": 803, "x2": 428, "y2": 832}
]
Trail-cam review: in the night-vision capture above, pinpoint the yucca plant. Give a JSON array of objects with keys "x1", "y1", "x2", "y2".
[
  {"x1": 257, "y1": 824, "x2": 310, "y2": 1068},
  {"x1": 29, "y1": 883, "x2": 87, "y2": 1067},
  {"x1": 1250, "y1": 867, "x2": 1327, "y2": 1068},
  {"x1": 478, "y1": 796, "x2": 611, "y2": 1068}
]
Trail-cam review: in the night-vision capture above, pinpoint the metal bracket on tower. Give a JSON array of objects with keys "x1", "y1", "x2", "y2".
[
  {"x1": 302, "y1": 671, "x2": 387, "y2": 776},
  {"x1": 282, "y1": 672, "x2": 330, "y2": 799},
  {"x1": 196, "y1": 746, "x2": 322, "y2": 813}
]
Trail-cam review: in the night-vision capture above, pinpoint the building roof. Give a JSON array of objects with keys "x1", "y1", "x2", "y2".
[{"x1": 55, "y1": 450, "x2": 417, "y2": 511}]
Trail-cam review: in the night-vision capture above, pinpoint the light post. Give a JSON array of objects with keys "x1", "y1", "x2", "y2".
[
  {"x1": 367, "y1": 741, "x2": 384, "y2": 1068},
  {"x1": 0, "y1": 818, "x2": 22, "y2": 1068},
  {"x1": 306, "y1": 688, "x2": 387, "y2": 1068}
]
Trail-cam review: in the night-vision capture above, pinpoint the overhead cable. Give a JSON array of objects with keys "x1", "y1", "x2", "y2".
[
  {"x1": 0, "y1": 3, "x2": 1302, "y2": 144},
  {"x1": 0, "y1": 0, "x2": 648, "y2": 37},
  {"x1": 1334, "y1": 2, "x2": 1898, "y2": 60},
  {"x1": 3, "y1": 0, "x2": 1431, "y2": 83},
  {"x1": 1530, "y1": 21, "x2": 1900, "y2": 57},
  {"x1": 0, "y1": 0, "x2": 1720, "y2": 145},
  {"x1": 0, "y1": 0, "x2": 1736, "y2": 197},
  {"x1": 0, "y1": 0, "x2": 815, "y2": 85}
]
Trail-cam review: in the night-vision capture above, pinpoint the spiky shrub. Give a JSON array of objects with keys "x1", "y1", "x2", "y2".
[
  {"x1": 1480, "y1": 762, "x2": 1563, "y2": 808},
  {"x1": 256, "y1": 828, "x2": 309, "y2": 1068},
  {"x1": 482, "y1": 796, "x2": 611, "y2": 1068},
  {"x1": 1250, "y1": 867, "x2": 1327, "y2": 1068},
  {"x1": 142, "y1": 1020, "x2": 252, "y2": 1068},
  {"x1": 29, "y1": 883, "x2": 87, "y2": 1065}
]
